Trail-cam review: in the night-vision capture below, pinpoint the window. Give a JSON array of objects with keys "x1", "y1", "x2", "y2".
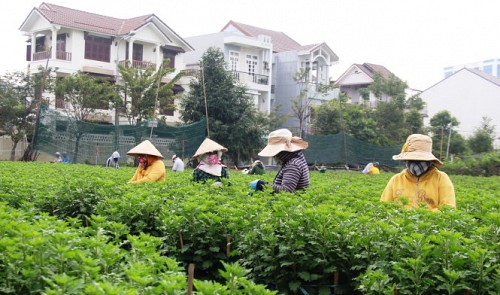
[
  {"x1": 483, "y1": 65, "x2": 492, "y2": 74},
  {"x1": 84, "y1": 34, "x2": 112, "y2": 62},
  {"x1": 162, "y1": 45, "x2": 184, "y2": 68},
  {"x1": 35, "y1": 36, "x2": 46, "y2": 52},
  {"x1": 125, "y1": 43, "x2": 143, "y2": 61},
  {"x1": 229, "y1": 51, "x2": 239, "y2": 71},
  {"x1": 246, "y1": 54, "x2": 258, "y2": 75},
  {"x1": 56, "y1": 34, "x2": 66, "y2": 52},
  {"x1": 163, "y1": 50, "x2": 176, "y2": 68}
]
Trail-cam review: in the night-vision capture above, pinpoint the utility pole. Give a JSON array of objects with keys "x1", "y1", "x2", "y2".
[
  {"x1": 445, "y1": 125, "x2": 452, "y2": 161},
  {"x1": 440, "y1": 125, "x2": 444, "y2": 160}
]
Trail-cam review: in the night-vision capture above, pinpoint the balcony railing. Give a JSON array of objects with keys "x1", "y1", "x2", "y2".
[
  {"x1": 55, "y1": 51, "x2": 72, "y2": 61},
  {"x1": 181, "y1": 69, "x2": 269, "y2": 86},
  {"x1": 119, "y1": 60, "x2": 156, "y2": 70},
  {"x1": 32, "y1": 51, "x2": 72, "y2": 61},
  {"x1": 32, "y1": 51, "x2": 50, "y2": 61},
  {"x1": 232, "y1": 71, "x2": 269, "y2": 85}
]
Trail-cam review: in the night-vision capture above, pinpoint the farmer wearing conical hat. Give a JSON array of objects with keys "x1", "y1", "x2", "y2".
[
  {"x1": 380, "y1": 134, "x2": 456, "y2": 211},
  {"x1": 127, "y1": 140, "x2": 166, "y2": 183},
  {"x1": 256, "y1": 128, "x2": 309, "y2": 193},
  {"x1": 192, "y1": 138, "x2": 230, "y2": 185}
]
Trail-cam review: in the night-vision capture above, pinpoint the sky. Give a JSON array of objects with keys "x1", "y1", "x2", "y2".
[{"x1": 1, "y1": 0, "x2": 499, "y2": 91}]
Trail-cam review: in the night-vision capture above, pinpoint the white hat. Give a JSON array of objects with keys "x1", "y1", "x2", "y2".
[
  {"x1": 193, "y1": 138, "x2": 228, "y2": 158},
  {"x1": 392, "y1": 134, "x2": 442, "y2": 166},
  {"x1": 127, "y1": 140, "x2": 164, "y2": 159},
  {"x1": 258, "y1": 129, "x2": 308, "y2": 157},
  {"x1": 112, "y1": 151, "x2": 120, "y2": 159},
  {"x1": 172, "y1": 154, "x2": 177, "y2": 160}
]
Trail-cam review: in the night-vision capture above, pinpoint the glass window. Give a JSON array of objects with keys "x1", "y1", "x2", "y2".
[
  {"x1": 163, "y1": 50, "x2": 176, "y2": 68},
  {"x1": 84, "y1": 34, "x2": 112, "y2": 62},
  {"x1": 483, "y1": 65, "x2": 492, "y2": 74}
]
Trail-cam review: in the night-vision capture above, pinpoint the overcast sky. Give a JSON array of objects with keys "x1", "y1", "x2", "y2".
[{"x1": 1, "y1": 0, "x2": 499, "y2": 90}]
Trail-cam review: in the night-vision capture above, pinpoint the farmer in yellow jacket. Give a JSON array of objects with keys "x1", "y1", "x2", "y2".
[
  {"x1": 127, "y1": 140, "x2": 166, "y2": 183},
  {"x1": 380, "y1": 134, "x2": 456, "y2": 211}
]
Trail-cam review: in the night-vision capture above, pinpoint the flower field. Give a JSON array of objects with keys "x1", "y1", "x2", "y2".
[{"x1": 0, "y1": 161, "x2": 498, "y2": 294}]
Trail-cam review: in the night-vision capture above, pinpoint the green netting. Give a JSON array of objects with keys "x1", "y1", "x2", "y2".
[
  {"x1": 303, "y1": 132, "x2": 402, "y2": 168},
  {"x1": 34, "y1": 108, "x2": 206, "y2": 165}
]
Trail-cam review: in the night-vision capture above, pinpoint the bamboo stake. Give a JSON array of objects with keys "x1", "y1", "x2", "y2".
[
  {"x1": 187, "y1": 263, "x2": 195, "y2": 295},
  {"x1": 226, "y1": 234, "x2": 232, "y2": 258},
  {"x1": 333, "y1": 271, "x2": 339, "y2": 294},
  {"x1": 179, "y1": 231, "x2": 184, "y2": 248}
]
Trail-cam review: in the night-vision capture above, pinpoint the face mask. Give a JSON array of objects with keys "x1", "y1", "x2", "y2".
[
  {"x1": 207, "y1": 154, "x2": 219, "y2": 165},
  {"x1": 406, "y1": 161, "x2": 431, "y2": 177},
  {"x1": 138, "y1": 155, "x2": 146, "y2": 164}
]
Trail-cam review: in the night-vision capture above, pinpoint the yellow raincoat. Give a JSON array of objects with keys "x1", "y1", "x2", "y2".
[
  {"x1": 380, "y1": 166, "x2": 455, "y2": 211},
  {"x1": 128, "y1": 160, "x2": 166, "y2": 183}
]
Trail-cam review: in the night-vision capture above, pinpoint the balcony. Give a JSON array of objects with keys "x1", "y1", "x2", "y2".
[
  {"x1": 119, "y1": 60, "x2": 156, "y2": 70},
  {"x1": 32, "y1": 51, "x2": 72, "y2": 61},
  {"x1": 232, "y1": 71, "x2": 269, "y2": 85}
]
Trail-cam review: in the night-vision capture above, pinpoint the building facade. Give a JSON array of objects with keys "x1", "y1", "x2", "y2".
[
  {"x1": 444, "y1": 58, "x2": 500, "y2": 79},
  {"x1": 183, "y1": 30, "x2": 273, "y2": 114},
  {"x1": 19, "y1": 2, "x2": 193, "y2": 124},
  {"x1": 421, "y1": 68, "x2": 500, "y2": 147},
  {"x1": 183, "y1": 21, "x2": 339, "y2": 135}
]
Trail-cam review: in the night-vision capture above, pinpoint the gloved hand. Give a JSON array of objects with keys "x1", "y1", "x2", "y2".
[{"x1": 250, "y1": 179, "x2": 267, "y2": 191}]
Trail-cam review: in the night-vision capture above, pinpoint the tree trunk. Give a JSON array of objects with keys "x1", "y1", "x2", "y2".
[
  {"x1": 10, "y1": 140, "x2": 19, "y2": 161},
  {"x1": 73, "y1": 134, "x2": 82, "y2": 164}
]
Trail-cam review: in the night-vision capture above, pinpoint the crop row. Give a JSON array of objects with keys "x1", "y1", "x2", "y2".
[{"x1": 0, "y1": 161, "x2": 498, "y2": 294}]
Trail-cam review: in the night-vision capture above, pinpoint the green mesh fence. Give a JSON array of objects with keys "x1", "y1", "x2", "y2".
[
  {"x1": 303, "y1": 132, "x2": 402, "y2": 168},
  {"x1": 34, "y1": 108, "x2": 206, "y2": 165}
]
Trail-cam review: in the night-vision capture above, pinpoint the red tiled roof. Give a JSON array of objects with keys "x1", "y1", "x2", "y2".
[
  {"x1": 221, "y1": 20, "x2": 302, "y2": 52},
  {"x1": 36, "y1": 2, "x2": 153, "y2": 36},
  {"x1": 355, "y1": 63, "x2": 394, "y2": 79}
]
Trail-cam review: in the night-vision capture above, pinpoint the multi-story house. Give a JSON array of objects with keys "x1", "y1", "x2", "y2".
[
  {"x1": 444, "y1": 58, "x2": 500, "y2": 79},
  {"x1": 183, "y1": 21, "x2": 339, "y2": 134},
  {"x1": 19, "y1": 2, "x2": 193, "y2": 124},
  {"x1": 334, "y1": 63, "x2": 396, "y2": 107},
  {"x1": 182, "y1": 26, "x2": 273, "y2": 114}
]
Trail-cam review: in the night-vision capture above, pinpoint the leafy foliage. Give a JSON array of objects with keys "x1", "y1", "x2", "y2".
[
  {"x1": 118, "y1": 59, "x2": 182, "y2": 125},
  {"x1": 0, "y1": 71, "x2": 38, "y2": 160},
  {"x1": 54, "y1": 72, "x2": 119, "y2": 163},
  {"x1": 179, "y1": 47, "x2": 268, "y2": 162},
  {"x1": 0, "y1": 162, "x2": 498, "y2": 294}
]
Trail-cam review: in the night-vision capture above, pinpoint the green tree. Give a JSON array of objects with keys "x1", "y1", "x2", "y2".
[
  {"x1": 0, "y1": 72, "x2": 37, "y2": 160},
  {"x1": 367, "y1": 72, "x2": 409, "y2": 145},
  {"x1": 404, "y1": 95, "x2": 426, "y2": 134},
  {"x1": 429, "y1": 111, "x2": 460, "y2": 160},
  {"x1": 179, "y1": 47, "x2": 268, "y2": 163},
  {"x1": 468, "y1": 117, "x2": 495, "y2": 154},
  {"x1": 118, "y1": 59, "x2": 183, "y2": 125},
  {"x1": 55, "y1": 72, "x2": 119, "y2": 163},
  {"x1": 290, "y1": 68, "x2": 336, "y2": 137}
]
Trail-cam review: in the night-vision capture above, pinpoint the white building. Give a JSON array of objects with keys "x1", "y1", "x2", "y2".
[
  {"x1": 334, "y1": 63, "x2": 397, "y2": 107},
  {"x1": 183, "y1": 21, "x2": 339, "y2": 134},
  {"x1": 421, "y1": 68, "x2": 500, "y2": 147},
  {"x1": 183, "y1": 29, "x2": 273, "y2": 114},
  {"x1": 19, "y1": 2, "x2": 193, "y2": 124},
  {"x1": 444, "y1": 58, "x2": 500, "y2": 79}
]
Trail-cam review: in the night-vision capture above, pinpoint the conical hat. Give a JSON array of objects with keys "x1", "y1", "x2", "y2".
[
  {"x1": 193, "y1": 138, "x2": 228, "y2": 158},
  {"x1": 127, "y1": 140, "x2": 164, "y2": 159},
  {"x1": 258, "y1": 129, "x2": 308, "y2": 157}
]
